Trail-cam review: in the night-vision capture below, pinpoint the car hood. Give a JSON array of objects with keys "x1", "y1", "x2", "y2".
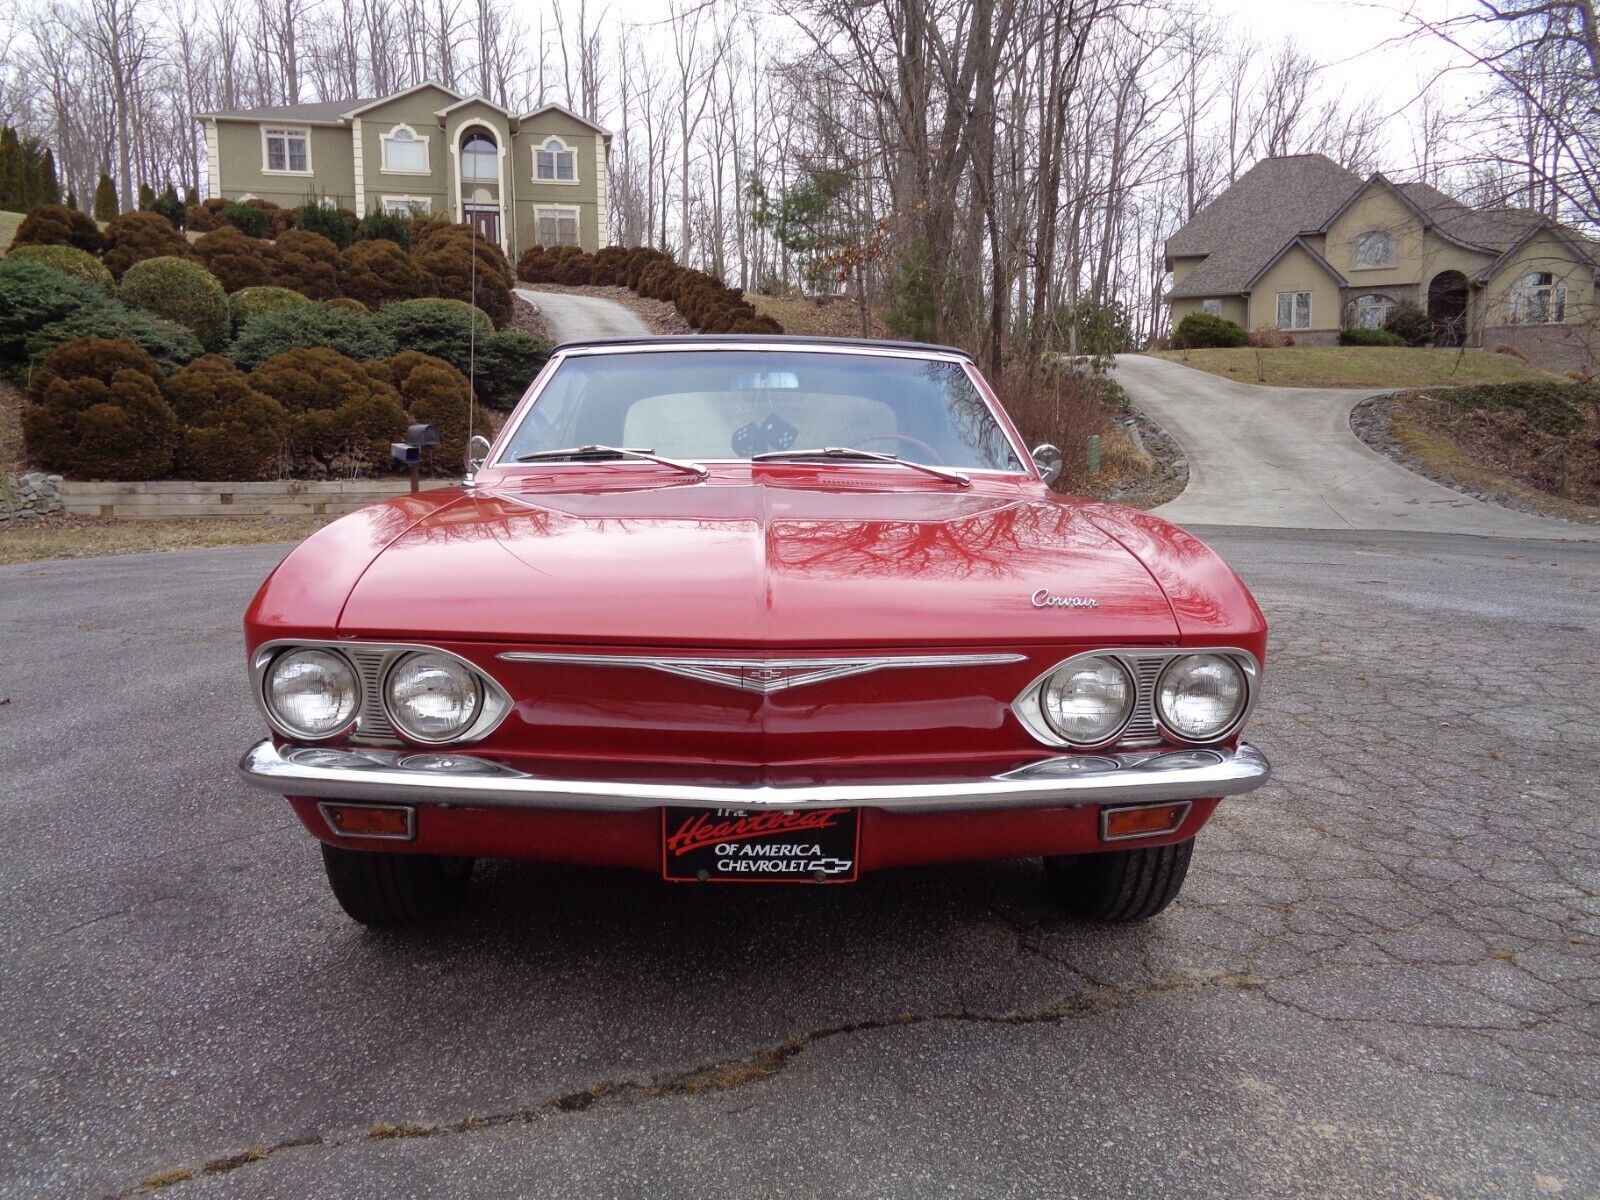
[{"x1": 336, "y1": 473, "x2": 1181, "y2": 646}]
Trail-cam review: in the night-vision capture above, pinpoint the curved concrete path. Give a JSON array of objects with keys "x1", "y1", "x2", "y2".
[
  {"x1": 1114, "y1": 354, "x2": 1595, "y2": 539},
  {"x1": 515, "y1": 287, "x2": 650, "y2": 343}
]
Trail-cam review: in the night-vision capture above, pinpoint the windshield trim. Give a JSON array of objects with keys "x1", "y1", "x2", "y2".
[{"x1": 486, "y1": 343, "x2": 1034, "y2": 477}]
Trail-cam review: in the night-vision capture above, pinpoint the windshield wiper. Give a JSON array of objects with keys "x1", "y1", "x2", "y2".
[
  {"x1": 514, "y1": 444, "x2": 707, "y2": 478},
  {"x1": 751, "y1": 446, "x2": 970, "y2": 487}
]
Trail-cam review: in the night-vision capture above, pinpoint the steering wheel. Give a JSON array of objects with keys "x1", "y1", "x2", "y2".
[{"x1": 854, "y1": 432, "x2": 946, "y2": 464}]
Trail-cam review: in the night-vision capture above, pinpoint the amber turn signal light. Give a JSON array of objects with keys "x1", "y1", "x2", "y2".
[
  {"x1": 319, "y1": 802, "x2": 415, "y2": 840},
  {"x1": 1100, "y1": 802, "x2": 1191, "y2": 842}
]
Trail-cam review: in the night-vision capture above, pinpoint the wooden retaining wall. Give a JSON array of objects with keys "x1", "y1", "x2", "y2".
[{"x1": 58, "y1": 479, "x2": 455, "y2": 519}]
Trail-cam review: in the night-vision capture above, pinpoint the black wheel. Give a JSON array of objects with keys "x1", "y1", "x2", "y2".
[
  {"x1": 1043, "y1": 838, "x2": 1193, "y2": 922},
  {"x1": 319, "y1": 844, "x2": 474, "y2": 928}
]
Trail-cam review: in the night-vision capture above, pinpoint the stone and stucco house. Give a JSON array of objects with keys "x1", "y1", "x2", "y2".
[
  {"x1": 1166, "y1": 154, "x2": 1599, "y2": 366},
  {"x1": 196, "y1": 82, "x2": 611, "y2": 260}
]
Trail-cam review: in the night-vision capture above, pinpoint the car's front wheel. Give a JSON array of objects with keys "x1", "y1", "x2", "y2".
[
  {"x1": 320, "y1": 844, "x2": 474, "y2": 927},
  {"x1": 1043, "y1": 838, "x2": 1193, "y2": 922}
]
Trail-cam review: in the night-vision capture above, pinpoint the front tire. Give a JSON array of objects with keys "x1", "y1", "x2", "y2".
[
  {"x1": 320, "y1": 844, "x2": 474, "y2": 927},
  {"x1": 1043, "y1": 838, "x2": 1193, "y2": 922}
]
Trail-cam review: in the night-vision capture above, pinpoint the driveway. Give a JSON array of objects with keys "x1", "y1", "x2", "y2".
[
  {"x1": 515, "y1": 287, "x2": 650, "y2": 343},
  {"x1": 1114, "y1": 355, "x2": 1593, "y2": 539},
  {"x1": 3, "y1": 531, "x2": 1597, "y2": 1198}
]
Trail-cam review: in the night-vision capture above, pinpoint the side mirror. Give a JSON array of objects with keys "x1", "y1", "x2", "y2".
[
  {"x1": 1031, "y1": 443, "x2": 1063, "y2": 486},
  {"x1": 468, "y1": 434, "x2": 492, "y2": 473}
]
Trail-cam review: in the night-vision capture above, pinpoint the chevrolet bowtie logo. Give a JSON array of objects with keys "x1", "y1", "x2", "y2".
[{"x1": 499, "y1": 652, "x2": 1028, "y2": 694}]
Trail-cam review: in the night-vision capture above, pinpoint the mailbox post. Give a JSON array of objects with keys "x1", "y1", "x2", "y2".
[{"x1": 390, "y1": 423, "x2": 441, "y2": 493}]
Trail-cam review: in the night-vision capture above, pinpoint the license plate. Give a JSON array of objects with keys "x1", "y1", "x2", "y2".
[{"x1": 662, "y1": 807, "x2": 860, "y2": 883}]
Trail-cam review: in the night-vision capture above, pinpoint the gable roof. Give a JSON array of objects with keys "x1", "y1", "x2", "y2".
[
  {"x1": 342, "y1": 82, "x2": 464, "y2": 118},
  {"x1": 1474, "y1": 220, "x2": 1600, "y2": 282},
  {"x1": 196, "y1": 98, "x2": 372, "y2": 125},
  {"x1": 435, "y1": 95, "x2": 516, "y2": 119},
  {"x1": 1166, "y1": 154, "x2": 1361, "y2": 297},
  {"x1": 1244, "y1": 236, "x2": 1347, "y2": 291},
  {"x1": 522, "y1": 102, "x2": 611, "y2": 138}
]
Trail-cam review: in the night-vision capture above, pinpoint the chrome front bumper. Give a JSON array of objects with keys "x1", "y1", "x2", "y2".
[{"x1": 239, "y1": 739, "x2": 1271, "y2": 814}]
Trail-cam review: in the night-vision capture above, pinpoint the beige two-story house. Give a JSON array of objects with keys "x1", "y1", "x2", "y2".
[
  {"x1": 1166, "y1": 154, "x2": 1599, "y2": 367},
  {"x1": 196, "y1": 82, "x2": 611, "y2": 260}
]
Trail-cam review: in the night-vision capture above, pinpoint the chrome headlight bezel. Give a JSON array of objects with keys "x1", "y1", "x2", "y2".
[
  {"x1": 1154, "y1": 653, "x2": 1251, "y2": 745},
  {"x1": 382, "y1": 651, "x2": 487, "y2": 745},
  {"x1": 1038, "y1": 655, "x2": 1137, "y2": 747},
  {"x1": 1012, "y1": 647, "x2": 1259, "y2": 751},
  {"x1": 259, "y1": 647, "x2": 361, "y2": 742}
]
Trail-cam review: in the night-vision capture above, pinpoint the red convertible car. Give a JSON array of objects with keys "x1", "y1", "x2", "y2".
[{"x1": 241, "y1": 336, "x2": 1269, "y2": 927}]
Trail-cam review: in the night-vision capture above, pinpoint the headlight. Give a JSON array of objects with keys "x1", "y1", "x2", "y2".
[
  {"x1": 383, "y1": 652, "x2": 483, "y2": 743},
  {"x1": 264, "y1": 649, "x2": 359, "y2": 739},
  {"x1": 1041, "y1": 656, "x2": 1134, "y2": 745},
  {"x1": 1156, "y1": 654, "x2": 1247, "y2": 741}
]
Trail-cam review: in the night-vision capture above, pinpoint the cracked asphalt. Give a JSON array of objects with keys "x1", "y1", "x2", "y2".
[{"x1": 1, "y1": 527, "x2": 1597, "y2": 1199}]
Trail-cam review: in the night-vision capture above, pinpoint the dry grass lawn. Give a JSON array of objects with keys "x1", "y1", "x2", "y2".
[
  {"x1": 0, "y1": 514, "x2": 329, "y2": 565},
  {"x1": 1152, "y1": 346, "x2": 1560, "y2": 389}
]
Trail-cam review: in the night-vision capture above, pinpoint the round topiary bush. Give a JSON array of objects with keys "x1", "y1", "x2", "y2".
[
  {"x1": 118, "y1": 256, "x2": 231, "y2": 351},
  {"x1": 25, "y1": 300, "x2": 204, "y2": 377},
  {"x1": 271, "y1": 228, "x2": 342, "y2": 300},
  {"x1": 11, "y1": 204, "x2": 106, "y2": 255},
  {"x1": 341, "y1": 239, "x2": 428, "y2": 308},
  {"x1": 368, "y1": 298, "x2": 493, "y2": 376},
  {"x1": 0, "y1": 258, "x2": 111, "y2": 369},
  {"x1": 195, "y1": 226, "x2": 276, "y2": 293},
  {"x1": 229, "y1": 303, "x2": 395, "y2": 371},
  {"x1": 102, "y1": 211, "x2": 195, "y2": 280},
  {"x1": 227, "y1": 286, "x2": 313, "y2": 335},
  {"x1": 474, "y1": 330, "x2": 553, "y2": 409},
  {"x1": 167, "y1": 355, "x2": 290, "y2": 479},
  {"x1": 386, "y1": 351, "x2": 483, "y2": 472},
  {"x1": 1173, "y1": 311, "x2": 1248, "y2": 349},
  {"x1": 326, "y1": 297, "x2": 369, "y2": 314},
  {"x1": 6, "y1": 244, "x2": 116, "y2": 293},
  {"x1": 185, "y1": 202, "x2": 222, "y2": 232},
  {"x1": 22, "y1": 337, "x2": 180, "y2": 480},
  {"x1": 411, "y1": 224, "x2": 512, "y2": 327},
  {"x1": 250, "y1": 346, "x2": 409, "y2": 472}
]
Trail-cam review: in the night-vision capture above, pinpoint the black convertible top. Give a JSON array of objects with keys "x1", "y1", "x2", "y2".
[{"x1": 552, "y1": 334, "x2": 975, "y2": 360}]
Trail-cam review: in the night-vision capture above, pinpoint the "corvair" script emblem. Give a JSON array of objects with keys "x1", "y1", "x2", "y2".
[{"x1": 1031, "y1": 590, "x2": 1099, "y2": 609}]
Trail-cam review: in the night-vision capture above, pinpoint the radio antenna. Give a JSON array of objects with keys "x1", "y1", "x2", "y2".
[{"x1": 466, "y1": 218, "x2": 478, "y2": 474}]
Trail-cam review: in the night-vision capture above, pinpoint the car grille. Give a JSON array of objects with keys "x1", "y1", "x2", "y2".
[
  {"x1": 347, "y1": 646, "x2": 401, "y2": 743},
  {"x1": 1119, "y1": 653, "x2": 1169, "y2": 748}
]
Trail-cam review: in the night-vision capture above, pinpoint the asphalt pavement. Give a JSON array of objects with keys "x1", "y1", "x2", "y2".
[
  {"x1": 1113, "y1": 354, "x2": 1597, "y2": 539},
  {"x1": 514, "y1": 288, "x2": 651, "y2": 344},
  {"x1": 2, "y1": 528, "x2": 1597, "y2": 1198}
]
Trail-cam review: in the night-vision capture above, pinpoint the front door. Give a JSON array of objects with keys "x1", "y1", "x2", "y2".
[{"x1": 465, "y1": 206, "x2": 499, "y2": 247}]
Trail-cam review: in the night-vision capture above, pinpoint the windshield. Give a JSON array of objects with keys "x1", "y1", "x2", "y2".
[{"x1": 497, "y1": 350, "x2": 1025, "y2": 472}]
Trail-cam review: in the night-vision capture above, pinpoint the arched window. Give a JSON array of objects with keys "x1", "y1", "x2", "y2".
[
  {"x1": 1352, "y1": 293, "x2": 1394, "y2": 330},
  {"x1": 460, "y1": 132, "x2": 498, "y2": 183},
  {"x1": 381, "y1": 124, "x2": 429, "y2": 174},
  {"x1": 1353, "y1": 230, "x2": 1394, "y2": 268},
  {"x1": 1510, "y1": 271, "x2": 1566, "y2": 324},
  {"x1": 535, "y1": 137, "x2": 577, "y2": 183}
]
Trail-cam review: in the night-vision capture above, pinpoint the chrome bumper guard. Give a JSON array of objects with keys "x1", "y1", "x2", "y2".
[{"x1": 239, "y1": 739, "x2": 1271, "y2": 814}]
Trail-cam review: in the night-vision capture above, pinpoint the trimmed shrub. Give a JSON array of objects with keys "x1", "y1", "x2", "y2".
[
  {"x1": 1173, "y1": 312, "x2": 1248, "y2": 349},
  {"x1": 412, "y1": 223, "x2": 513, "y2": 327},
  {"x1": 22, "y1": 337, "x2": 180, "y2": 479},
  {"x1": 228, "y1": 286, "x2": 312, "y2": 335},
  {"x1": 271, "y1": 228, "x2": 342, "y2": 299},
  {"x1": 386, "y1": 351, "x2": 482, "y2": 472},
  {"x1": 1340, "y1": 327, "x2": 1406, "y2": 347},
  {"x1": 150, "y1": 188, "x2": 186, "y2": 230},
  {"x1": 167, "y1": 355, "x2": 289, "y2": 478},
  {"x1": 118, "y1": 256, "x2": 230, "y2": 350},
  {"x1": 0, "y1": 257, "x2": 118, "y2": 366},
  {"x1": 294, "y1": 201, "x2": 352, "y2": 250},
  {"x1": 220, "y1": 202, "x2": 272, "y2": 239},
  {"x1": 359, "y1": 208, "x2": 411, "y2": 250},
  {"x1": 6, "y1": 244, "x2": 115, "y2": 293},
  {"x1": 1384, "y1": 300, "x2": 1431, "y2": 347},
  {"x1": 103, "y1": 211, "x2": 194, "y2": 279},
  {"x1": 250, "y1": 346, "x2": 409, "y2": 470},
  {"x1": 195, "y1": 226, "x2": 276, "y2": 293},
  {"x1": 368, "y1": 297, "x2": 492, "y2": 375},
  {"x1": 474, "y1": 330, "x2": 553, "y2": 409},
  {"x1": 341, "y1": 238, "x2": 428, "y2": 308},
  {"x1": 92, "y1": 174, "x2": 117, "y2": 222},
  {"x1": 230, "y1": 302, "x2": 395, "y2": 371},
  {"x1": 11, "y1": 203, "x2": 105, "y2": 254},
  {"x1": 25, "y1": 301, "x2": 204, "y2": 376},
  {"x1": 327, "y1": 297, "x2": 369, "y2": 314}
]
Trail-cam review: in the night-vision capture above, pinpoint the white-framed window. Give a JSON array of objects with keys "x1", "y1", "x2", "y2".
[
  {"x1": 380, "y1": 124, "x2": 429, "y2": 174},
  {"x1": 535, "y1": 205, "x2": 580, "y2": 247},
  {"x1": 262, "y1": 126, "x2": 311, "y2": 174},
  {"x1": 460, "y1": 132, "x2": 499, "y2": 183},
  {"x1": 1353, "y1": 293, "x2": 1394, "y2": 329},
  {"x1": 1276, "y1": 290, "x2": 1312, "y2": 330},
  {"x1": 381, "y1": 195, "x2": 429, "y2": 218},
  {"x1": 1200, "y1": 299, "x2": 1222, "y2": 317},
  {"x1": 534, "y1": 136, "x2": 577, "y2": 183},
  {"x1": 1510, "y1": 271, "x2": 1566, "y2": 324},
  {"x1": 1353, "y1": 230, "x2": 1394, "y2": 268}
]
